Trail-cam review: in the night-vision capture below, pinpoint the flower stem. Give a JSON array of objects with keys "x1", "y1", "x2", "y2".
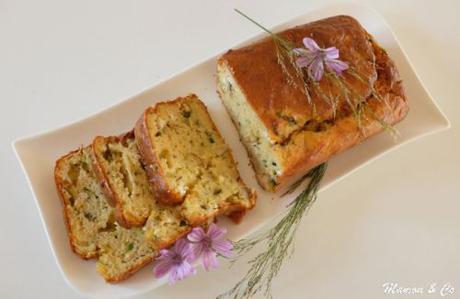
[{"x1": 234, "y1": 9, "x2": 287, "y2": 45}]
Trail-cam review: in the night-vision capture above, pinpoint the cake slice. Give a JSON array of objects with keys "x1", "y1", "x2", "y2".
[
  {"x1": 91, "y1": 132, "x2": 155, "y2": 228},
  {"x1": 143, "y1": 204, "x2": 190, "y2": 249},
  {"x1": 54, "y1": 146, "x2": 157, "y2": 282},
  {"x1": 217, "y1": 15, "x2": 409, "y2": 192},
  {"x1": 91, "y1": 132, "x2": 191, "y2": 247},
  {"x1": 96, "y1": 224, "x2": 156, "y2": 282},
  {"x1": 54, "y1": 146, "x2": 113, "y2": 259},
  {"x1": 135, "y1": 94, "x2": 256, "y2": 226}
]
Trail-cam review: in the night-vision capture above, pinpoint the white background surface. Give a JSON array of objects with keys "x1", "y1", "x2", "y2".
[{"x1": 1, "y1": 0, "x2": 459, "y2": 298}]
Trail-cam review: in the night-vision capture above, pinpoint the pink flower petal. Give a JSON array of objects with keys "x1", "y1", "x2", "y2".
[
  {"x1": 324, "y1": 47, "x2": 339, "y2": 59},
  {"x1": 154, "y1": 259, "x2": 175, "y2": 279},
  {"x1": 190, "y1": 242, "x2": 204, "y2": 261},
  {"x1": 202, "y1": 249, "x2": 219, "y2": 271},
  {"x1": 293, "y1": 47, "x2": 311, "y2": 57},
  {"x1": 187, "y1": 227, "x2": 206, "y2": 243},
  {"x1": 303, "y1": 37, "x2": 321, "y2": 52},
  {"x1": 208, "y1": 223, "x2": 226, "y2": 240},
  {"x1": 212, "y1": 239, "x2": 233, "y2": 258},
  {"x1": 296, "y1": 56, "x2": 311, "y2": 68},
  {"x1": 157, "y1": 248, "x2": 175, "y2": 260},
  {"x1": 173, "y1": 261, "x2": 196, "y2": 282},
  {"x1": 168, "y1": 264, "x2": 183, "y2": 285},
  {"x1": 174, "y1": 238, "x2": 192, "y2": 259},
  {"x1": 326, "y1": 59, "x2": 349, "y2": 75},
  {"x1": 308, "y1": 57, "x2": 324, "y2": 81}
]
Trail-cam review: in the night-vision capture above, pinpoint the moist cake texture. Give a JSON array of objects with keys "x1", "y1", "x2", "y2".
[
  {"x1": 135, "y1": 94, "x2": 256, "y2": 226},
  {"x1": 92, "y1": 132, "x2": 154, "y2": 227},
  {"x1": 92, "y1": 132, "x2": 196, "y2": 248},
  {"x1": 54, "y1": 146, "x2": 157, "y2": 282}
]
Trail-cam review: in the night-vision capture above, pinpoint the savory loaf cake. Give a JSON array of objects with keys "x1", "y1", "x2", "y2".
[
  {"x1": 135, "y1": 94, "x2": 256, "y2": 226},
  {"x1": 92, "y1": 132, "x2": 154, "y2": 228},
  {"x1": 217, "y1": 15, "x2": 409, "y2": 192},
  {"x1": 54, "y1": 146, "x2": 157, "y2": 282}
]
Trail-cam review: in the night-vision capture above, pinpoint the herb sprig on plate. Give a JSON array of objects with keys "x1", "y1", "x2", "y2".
[
  {"x1": 218, "y1": 10, "x2": 401, "y2": 298},
  {"x1": 218, "y1": 163, "x2": 327, "y2": 299}
]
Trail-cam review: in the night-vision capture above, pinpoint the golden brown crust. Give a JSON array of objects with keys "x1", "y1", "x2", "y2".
[
  {"x1": 272, "y1": 37, "x2": 408, "y2": 191},
  {"x1": 219, "y1": 15, "x2": 409, "y2": 191},
  {"x1": 54, "y1": 147, "x2": 96, "y2": 259},
  {"x1": 134, "y1": 106, "x2": 182, "y2": 205},
  {"x1": 219, "y1": 16, "x2": 378, "y2": 141},
  {"x1": 227, "y1": 208, "x2": 247, "y2": 224},
  {"x1": 91, "y1": 131, "x2": 141, "y2": 228},
  {"x1": 219, "y1": 185, "x2": 256, "y2": 222}
]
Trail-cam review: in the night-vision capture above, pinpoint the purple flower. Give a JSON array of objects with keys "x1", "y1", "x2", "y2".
[
  {"x1": 153, "y1": 239, "x2": 196, "y2": 285},
  {"x1": 294, "y1": 37, "x2": 349, "y2": 81},
  {"x1": 187, "y1": 223, "x2": 233, "y2": 271}
]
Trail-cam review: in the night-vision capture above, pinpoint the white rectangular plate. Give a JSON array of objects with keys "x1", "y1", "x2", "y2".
[{"x1": 12, "y1": 3, "x2": 449, "y2": 299}]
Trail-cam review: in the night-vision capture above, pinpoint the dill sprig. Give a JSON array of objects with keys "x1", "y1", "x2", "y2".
[{"x1": 218, "y1": 163, "x2": 327, "y2": 299}]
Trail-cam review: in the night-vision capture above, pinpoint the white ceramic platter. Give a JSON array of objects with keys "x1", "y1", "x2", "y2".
[{"x1": 12, "y1": 3, "x2": 450, "y2": 299}]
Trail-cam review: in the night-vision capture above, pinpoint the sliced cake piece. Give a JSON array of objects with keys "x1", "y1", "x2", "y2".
[
  {"x1": 91, "y1": 132, "x2": 155, "y2": 228},
  {"x1": 96, "y1": 224, "x2": 156, "y2": 282},
  {"x1": 54, "y1": 147, "x2": 157, "y2": 282},
  {"x1": 135, "y1": 94, "x2": 256, "y2": 226},
  {"x1": 54, "y1": 146, "x2": 113, "y2": 259},
  {"x1": 143, "y1": 206, "x2": 190, "y2": 249},
  {"x1": 217, "y1": 15, "x2": 408, "y2": 192},
  {"x1": 91, "y1": 132, "x2": 191, "y2": 247}
]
